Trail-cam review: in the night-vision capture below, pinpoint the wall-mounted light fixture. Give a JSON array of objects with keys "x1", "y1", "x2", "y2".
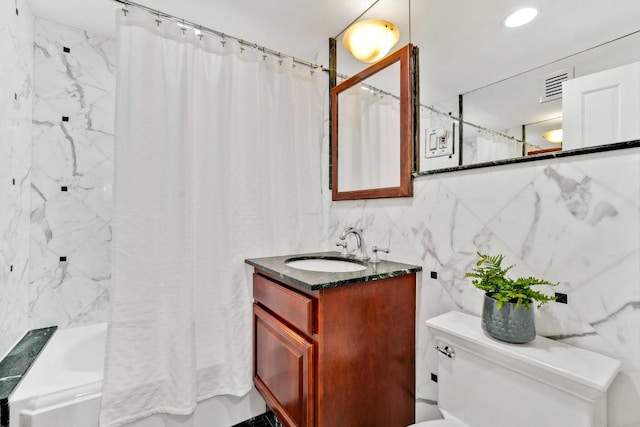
[
  {"x1": 342, "y1": 19, "x2": 400, "y2": 63},
  {"x1": 543, "y1": 128, "x2": 563, "y2": 143}
]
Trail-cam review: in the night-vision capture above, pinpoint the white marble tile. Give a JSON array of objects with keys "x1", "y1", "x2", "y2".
[
  {"x1": 32, "y1": 190, "x2": 108, "y2": 254},
  {"x1": 534, "y1": 300, "x2": 598, "y2": 337},
  {"x1": 439, "y1": 160, "x2": 541, "y2": 224},
  {"x1": 67, "y1": 222, "x2": 112, "y2": 280},
  {"x1": 29, "y1": 238, "x2": 110, "y2": 329},
  {"x1": 34, "y1": 18, "x2": 89, "y2": 64},
  {"x1": 0, "y1": 0, "x2": 33, "y2": 356},
  {"x1": 33, "y1": 56, "x2": 111, "y2": 117},
  {"x1": 32, "y1": 120, "x2": 110, "y2": 184},
  {"x1": 590, "y1": 303, "x2": 640, "y2": 370},
  {"x1": 26, "y1": 18, "x2": 116, "y2": 333},
  {"x1": 34, "y1": 20, "x2": 115, "y2": 94},
  {"x1": 89, "y1": 91, "x2": 116, "y2": 137},
  {"x1": 570, "y1": 149, "x2": 640, "y2": 207},
  {"x1": 69, "y1": 159, "x2": 114, "y2": 221},
  {"x1": 571, "y1": 251, "x2": 640, "y2": 325},
  {"x1": 31, "y1": 165, "x2": 62, "y2": 202},
  {"x1": 524, "y1": 164, "x2": 640, "y2": 285},
  {"x1": 568, "y1": 251, "x2": 640, "y2": 371}
]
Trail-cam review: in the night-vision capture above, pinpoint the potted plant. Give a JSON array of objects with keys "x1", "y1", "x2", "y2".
[{"x1": 465, "y1": 252, "x2": 558, "y2": 343}]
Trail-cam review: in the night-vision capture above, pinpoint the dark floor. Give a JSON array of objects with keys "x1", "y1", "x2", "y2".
[{"x1": 231, "y1": 411, "x2": 279, "y2": 427}]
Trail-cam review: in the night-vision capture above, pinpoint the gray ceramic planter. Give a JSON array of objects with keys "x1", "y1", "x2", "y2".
[{"x1": 481, "y1": 292, "x2": 536, "y2": 343}]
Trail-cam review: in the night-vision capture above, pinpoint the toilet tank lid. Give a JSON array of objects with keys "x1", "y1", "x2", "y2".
[{"x1": 426, "y1": 311, "x2": 621, "y2": 398}]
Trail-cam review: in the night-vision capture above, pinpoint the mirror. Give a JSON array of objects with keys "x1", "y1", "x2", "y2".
[
  {"x1": 333, "y1": 1, "x2": 640, "y2": 174},
  {"x1": 459, "y1": 29, "x2": 640, "y2": 163},
  {"x1": 331, "y1": 44, "x2": 417, "y2": 200}
]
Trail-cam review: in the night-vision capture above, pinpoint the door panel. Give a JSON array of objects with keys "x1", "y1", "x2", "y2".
[{"x1": 254, "y1": 304, "x2": 314, "y2": 427}]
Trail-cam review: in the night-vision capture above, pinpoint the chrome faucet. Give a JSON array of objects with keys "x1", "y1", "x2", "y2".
[{"x1": 339, "y1": 227, "x2": 369, "y2": 261}]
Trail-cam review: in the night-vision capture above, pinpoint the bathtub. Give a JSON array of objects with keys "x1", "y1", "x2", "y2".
[
  {"x1": 8, "y1": 323, "x2": 265, "y2": 427},
  {"x1": 9, "y1": 323, "x2": 107, "y2": 427}
]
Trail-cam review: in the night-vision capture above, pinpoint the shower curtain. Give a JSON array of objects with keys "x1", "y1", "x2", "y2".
[
  {"x1": 100, "y1": 9, "x2": 324, "y2": 427},
  {"x1": 337, "y1": 87, "x2": 400, "y2": 191},
  {"x1": 475, "y1": 131, "x2": 523, "y2": 163}
]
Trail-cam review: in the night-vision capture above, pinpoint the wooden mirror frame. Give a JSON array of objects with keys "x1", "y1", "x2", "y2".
[{"x1": 331, "y1": 44, "x2": 418, "y2": 201}]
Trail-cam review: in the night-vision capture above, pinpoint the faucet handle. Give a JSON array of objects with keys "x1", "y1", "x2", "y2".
[
  {"x1": 370, "y1": 245, "x2": 390, "y2": 263},
  {"x1": 336, "y1": 241, "x2": 348, "y2": 257}
]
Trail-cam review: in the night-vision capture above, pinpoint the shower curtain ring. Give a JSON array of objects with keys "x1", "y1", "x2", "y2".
[
  {"x1": 121, "y1": 2, "x2": 129, "y2": 16},
  {"x1": 155, "y1": 10, "x2": 161, "y2": 27}
]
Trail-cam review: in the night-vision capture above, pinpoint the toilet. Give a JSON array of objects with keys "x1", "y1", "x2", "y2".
[{"x1": 412, "y1": 311, "x2": 621, "y2": 427}]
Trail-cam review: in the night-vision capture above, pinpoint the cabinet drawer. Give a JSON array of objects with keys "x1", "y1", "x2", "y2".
[{"x1": 253, "y1": 273, "x2": 314, "y2": 335}]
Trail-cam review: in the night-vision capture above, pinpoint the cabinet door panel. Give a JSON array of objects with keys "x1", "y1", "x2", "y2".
[{"x1": 254, "y1": 304, "x2": 314, "y2": 427}]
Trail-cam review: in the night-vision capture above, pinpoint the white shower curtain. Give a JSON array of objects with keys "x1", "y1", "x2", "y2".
[
  {"x1": 475, "y1": 132, "x2": 523, "y2": 163},
  {"x1": 100, "y1": 9, "x2": 324, "y2": 427},
  {"x1": 337, "y1": 87, "x2": 400, "y2": 191}
]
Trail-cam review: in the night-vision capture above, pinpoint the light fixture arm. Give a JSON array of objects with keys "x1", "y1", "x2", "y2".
[{"x1": 333, "y1": 0, "x2": 381, "y2": 39}]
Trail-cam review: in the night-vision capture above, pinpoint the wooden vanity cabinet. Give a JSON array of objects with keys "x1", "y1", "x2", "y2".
[{"x1": 252, "y1": 271, "x2": 416, "y2": 427}]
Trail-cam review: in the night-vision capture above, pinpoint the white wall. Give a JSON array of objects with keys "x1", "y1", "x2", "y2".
[
  {"x1": 0, "y1": 0, "x2": 34, "y2": 357},
  {"x1": 1, "y1": 14, "x2": 114, "y2": 358},
  {"x1": 325, "y1": 142, "x2": 640, "y2": 426},
  {"x1": 29, "y1": 17, "x2": 114, "y2": 330}
]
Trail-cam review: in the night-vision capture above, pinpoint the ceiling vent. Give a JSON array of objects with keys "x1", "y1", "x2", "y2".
[{"x1": 540, "y1": 69, "x2": 573, "y2": 103}]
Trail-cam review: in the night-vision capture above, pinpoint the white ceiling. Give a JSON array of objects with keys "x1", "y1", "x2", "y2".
[{"x1": 28, "y1": 0, "x2": 640, "y2": 133}]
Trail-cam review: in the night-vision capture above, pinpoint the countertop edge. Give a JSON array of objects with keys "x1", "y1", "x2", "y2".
[{"x1": 245, "y1": 252, "x2": 422, "y2": 291}]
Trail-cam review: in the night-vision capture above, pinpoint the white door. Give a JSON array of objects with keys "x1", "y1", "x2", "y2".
[{"x1": 562, "y1": 61, "x2": 640, "y2": 150}]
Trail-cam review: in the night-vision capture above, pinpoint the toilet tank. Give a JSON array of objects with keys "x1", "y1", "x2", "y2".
[{"x1": 426, "y1": 311, "x2": 621, "y2": 427}]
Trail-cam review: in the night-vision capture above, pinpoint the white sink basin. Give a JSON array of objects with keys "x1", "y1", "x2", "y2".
[{"x1": 285, "y1": 257, "x2": 367, "y2": 273}]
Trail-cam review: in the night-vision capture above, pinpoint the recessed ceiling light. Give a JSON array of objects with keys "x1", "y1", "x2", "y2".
[{"x1": 504, "y1": 8, "x2": 538, "y2": 28}]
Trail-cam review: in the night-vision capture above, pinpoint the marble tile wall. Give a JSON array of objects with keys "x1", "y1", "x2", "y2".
[
  {"x1": 29, "y1": 18, "x2": 115, "y2": 330},
  {"x1": 323, "y1": 145, "x2": 640, "y2": 426},
  {"x1": 0, "y1": 0, "x2": 34, "y2": 357}
]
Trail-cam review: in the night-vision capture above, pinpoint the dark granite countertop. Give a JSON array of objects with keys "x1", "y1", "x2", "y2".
[
  {"x1": 0, "y1": 326, "x2": 57, "y2": 426},
  {"x1": 245, "y1": 251, "x2": 422, "y2": 291}
]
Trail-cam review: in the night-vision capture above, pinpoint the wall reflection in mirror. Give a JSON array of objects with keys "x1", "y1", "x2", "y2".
[
  {"x1": 333, "y1": 0, "x2": 640, "y2": 175},
  {"x1": 337, "y1": 62, "x2": 400, "y2": 192},
  {"x1": 417, "y1": 27, "x2": 640, "y2": 173}
]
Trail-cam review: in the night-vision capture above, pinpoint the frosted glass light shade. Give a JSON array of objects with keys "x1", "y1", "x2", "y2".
[
  {"x1": 543, "y1": 128, "x2": 563, "y2": 143},
  {"x1": 343, "y1": 19, "x2": 400, "y2": 63},
  {"x1": 504, "y1": 8, "x2": 538, "y2": 28}
]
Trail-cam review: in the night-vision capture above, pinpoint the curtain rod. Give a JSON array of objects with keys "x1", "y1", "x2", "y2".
[
  {"x1": 110, "y1": 0, "x2": 525, "y2": 146},
  {"x1": 420, "y1": 104, "x2": 526, "y2": 144},
  {"x1": 111, "y1": 0, "x2": 331, "y2": 73}
]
